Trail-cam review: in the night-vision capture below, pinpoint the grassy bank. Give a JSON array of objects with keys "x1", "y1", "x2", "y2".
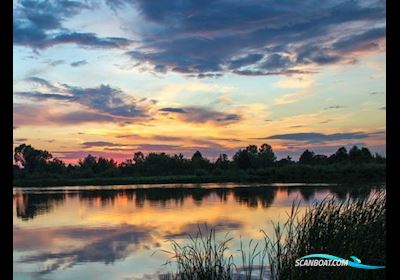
[
  {"x1": 13, "y1": 163, "x2": 385, "y2": 187},
  {"x1": 160, "y1": 192, "x2": 386, "y2": 279}
]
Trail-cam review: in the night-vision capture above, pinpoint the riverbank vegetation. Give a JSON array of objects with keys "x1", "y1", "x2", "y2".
[
  {"x1": 161, "y1": 192, "x2": 386, "y2": 279},
  {"x1": 13, "y1": 143, "x2": 385, "y2": 187}
]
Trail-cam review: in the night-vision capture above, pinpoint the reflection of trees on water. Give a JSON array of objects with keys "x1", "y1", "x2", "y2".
[
  {"x1": 330, "y1": 188, "x2": 349, "y2": 201},
  {"x1": 299, "y1": 188, "x2": 316, "y2": 202},
  {"x1": 282, "y1": 185, "x2": 381, "y2": 203},
  {"x1": 15, "y1": 193, "x2": 66, "y2": 221},
  {"x1": 14, "y1": 185, "x2": 382, "y2": 220},
  {"x1": 284, "y1": 187, "x2": 321, "y2": 201},
  {"x1": 233, "y1": 187, "x2": 277, "y2": 208},
  {"x1": 283, "y1": 186, "x2": 328, "y2": 202}
]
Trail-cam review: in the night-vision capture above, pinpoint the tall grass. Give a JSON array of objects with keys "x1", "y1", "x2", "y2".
[
  {"x1": 264, "y1": 191, "x2": 386, "y2": 280},
  {"x1": 161, "y1": 225, "x2": 236, "y2": 280},
  {"x1": 161, "y1": 191, "x2": 385, "y2": 280}
]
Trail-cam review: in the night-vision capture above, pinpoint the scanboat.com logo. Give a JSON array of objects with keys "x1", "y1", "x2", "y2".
[{"x1": 295, "y1": 254, "x2": 385, "y2": 269}]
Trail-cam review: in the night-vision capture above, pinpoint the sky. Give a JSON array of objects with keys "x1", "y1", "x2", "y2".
[{"x1": 13, "y1": 0, "x2": 386, "y2": 163}]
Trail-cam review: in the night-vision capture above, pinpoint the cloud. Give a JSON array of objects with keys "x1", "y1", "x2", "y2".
[
  {"x1": 105, "y1": 0, "x2": 129, "y2": 10},
  {"x1": 13, "y1": 0, "x2": 131, "y2": 50},
  {"x1": 120, "y1": 0, "x2": 385, "y2": 77},
  {"x1": 13, "y1": 103, "x2": 132, "y2": 127},
  {"x1": 232, "y1": 69, "x2": 313, "y2": 76},
  {"x1": 15, "y1": 78, "x2": 150, "y2": 119},
  {"x1": 15, "y1": 90, "x2": 72, "y2": 101},
  {"x1": 81, "y1": 141, "x2": 122, "y2": 148},
  {"x1": 13, "y1": 103, "x2": 52, "y2": 126},
  {"x1": 324, "y1": 105, "x2": 346, "y2": 110},
  {"x1": 150, "y1": 135, "x2": 182, "y2": 142},
  {"x1": 159, "y1": 107, "x2": 187, "y2": 114},
  {"x1": 53, "y1": 111, "x2": 122, "y2": 124},
  {"x1": 332, "y1": 27, "x2": 386, "y2": 52},
  {"x1": 48, "y1": 32, "x2": 131, "y2": 49},
  {"x1": 14, "y1": 0, "x2": 385, "y2": 75},
  {"x1": 15, "y1": 82, "x2": 241, "y2": 127},
  {"x1": 257, "y1": 132, "x2": 372, "y2": 143},
  {"x1": 260, "y1": 53, "x2": 293, "y2": 70},
  {"x1": 26, "y1": 76, "x2": 60, "y2": 91},
  {"x1": 159, "y1": 106, "x2": 241, "y2": 125},
  {"x1": 273, "y1": 91, "x2": 311, "y2": 105},
  {"x1": 289, "y1": 125, "x2": 304, "y2": 128},
  {"x1": 211, "y1": 137, "x2": 241, "y2": 142},
  {"x1": 134, "y1": 144, "x2": 181, "y2": 151},
  {"x1": 14, "y1": 138, "x2": 28, "y2": 144},
  {"x1": 70, "y1": 60, "x2": 88, "y2": 67},
  {"x1": 228, "y1": 54, "x2": 264, "y2": 69},
  {"x1": 47, "y1": 59, "x2": 65, "y2": 66},
  {"x1": 115, "y1": 134, "x2": 141, "y2": 139}
]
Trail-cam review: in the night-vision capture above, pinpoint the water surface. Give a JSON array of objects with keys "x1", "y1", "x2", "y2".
[{"x1": 13, "y1": 183, "x2": 384, "y2": 280}]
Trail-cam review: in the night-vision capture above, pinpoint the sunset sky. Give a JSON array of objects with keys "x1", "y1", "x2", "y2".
[{"x1": 13, "y1": 0, "x2": 386, "y2": 163}]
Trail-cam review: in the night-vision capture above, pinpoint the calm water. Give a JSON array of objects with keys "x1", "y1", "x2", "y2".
[{"x1": 13, "y1": 183, "x2": 384, "y2": 280}]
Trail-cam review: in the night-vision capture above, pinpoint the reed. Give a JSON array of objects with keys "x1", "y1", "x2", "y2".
[
  {"x1": 161, "y1": 225, "x2": 236, "y2": 280},
  {"x1": 161, "y1": 190, "x2": 386, "y2": 280},
  {"x1": 263, "y1": 190, "x2": 386, "y2": 279}
]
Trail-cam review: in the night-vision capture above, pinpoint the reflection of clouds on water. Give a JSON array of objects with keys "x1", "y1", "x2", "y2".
[
  {"x1": 16, "y1": 224, "x2": 157, "y2": 274},
  {"x1": 14, "y1": 219, "x2": 245, "y2": 275},
  {"x1": 163, "y1": 219, "x2": 243, "y2": 239},
  {"x1": 14, "y1": 218, "x2": 245, "y2": 276}
]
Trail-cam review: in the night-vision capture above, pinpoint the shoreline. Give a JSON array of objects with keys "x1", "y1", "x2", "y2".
[{"x1": 13, "y1": 174, "x2": 386, "y2": 188}]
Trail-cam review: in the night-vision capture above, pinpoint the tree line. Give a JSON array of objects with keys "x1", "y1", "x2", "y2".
[{"x1": 13, "y1": 143, "x2": 385, "y2": 180}]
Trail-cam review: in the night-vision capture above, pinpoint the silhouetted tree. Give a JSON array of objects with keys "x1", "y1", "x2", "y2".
[
  {"x1": 133, "y1": 151, "x2": 145, "y2": 164},
  {"x1": 313, "y1": 154, "x2": 328, "y2": 165},
  {"x1": 46, "y1": 158, "x2": 66, "y2": 174},
  {"x1": 329, "y1": 147, "x2": 348, "y2": 163},
  {"x1": 174, "y1": 153, "x2": 184, "y2": 160},
  {"x1": 360, "y1": 147, "x2": 373, "y2": 162},
  {"x1": 258, "y1": 143, "x2": 276, "y2": 167},
  {"x1": 191, "y1": 151, "x2": 210, "y2": 170},
  {"x1": 299, "y1": 149, "x2": 315, "y2": 165},
  {"x1": 374, "y1": 153, "x2": 386, "y2": 164},
  {"x1": 349, "y1": 146, "x2": 373, "y2": 164},
  {"x1": 276, "y1": 156, "x2": 294, "y2": 166},
  {"x1": 118, "y1": 159, "x2": 135, "y2": 176},
  {"x1": 13, "y1": 143, "x2": 386, "y2": 182},
  {"x1": 215, "y1": 153, "x2": 230, "y2": 169},
  {"x1": 79, "y1": 154, "x2": 96, "y2": 169},
  {"x1": 233, "y1": 149, "x2": 252, "y2": 169},
  {"x1": 191, "y1": 151, "x2": 203, "y2": 161},
  {"x1": 78, "y1": 154, "x2": 98, "y2": 177},
  {"x1": 95, "y1": 157, "x2": 118, "y2": 175},
  {"x1": 14, "y1": 144, "x2": 53, "y2": 173}
]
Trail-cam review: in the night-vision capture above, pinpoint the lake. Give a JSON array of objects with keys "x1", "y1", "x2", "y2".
[{"x1": 13, "y1": 183, "x2": 385, "y2": 280}]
